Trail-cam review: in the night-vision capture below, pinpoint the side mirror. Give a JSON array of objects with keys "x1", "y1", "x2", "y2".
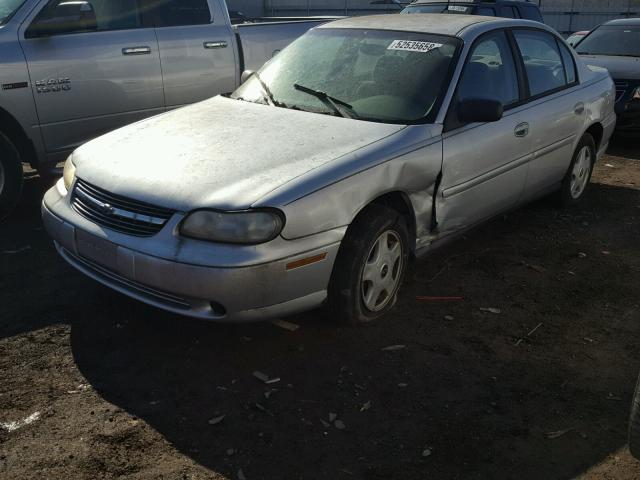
[
  {"x1": 26, "y1": 0, "x2": 97, "y2": 38},
  {"x1": 241, "y1": 70, "x2": 255, "y2": 84},
  {"x1": 457, "y1": 98, "x2": 504, "y2": 123}
]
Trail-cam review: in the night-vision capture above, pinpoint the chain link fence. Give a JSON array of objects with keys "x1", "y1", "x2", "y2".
[{"x1": 228, "y1": 0, "x2": 640, "y2": 35}]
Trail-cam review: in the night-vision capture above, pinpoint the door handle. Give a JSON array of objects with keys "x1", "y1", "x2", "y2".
[
  {"x1": 514, "y1": 122, "x2": 529, "y2": 138},
  {"x1": 204, "y1": 41, "x2": 228, "y2": 49},
  {"x1": 574, "y1": 102, "x2": 585, "y2": 115},
  {"x1": 122, "y1": 46, "x2": 151, "y2": 55}
]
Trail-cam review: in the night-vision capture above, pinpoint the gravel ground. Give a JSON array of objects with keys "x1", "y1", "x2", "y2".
[{"x1": 1, "y1": 137, "x2": 639, "y2": 480}]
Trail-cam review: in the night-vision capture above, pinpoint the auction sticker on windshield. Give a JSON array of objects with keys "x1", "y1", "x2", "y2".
[{"x1": 388, "y1": 40, "x2": 443, "y2": 53}]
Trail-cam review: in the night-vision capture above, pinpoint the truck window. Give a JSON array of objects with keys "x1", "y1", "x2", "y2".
[
  {"x1": 476, "y1": 7, "x2": 495, "y2": 16},
  {"x1": 519, "y1": 5, "x2": 543, "y2": 22},
  {"x1": 500, "y1": 6, "x2": 520, "y2": 18},
  {"x1": 150, "y1": 0, "x2": 211, "y2": 27},
  {"x1": 28, "y1": 0, "x2": 142, "y2": 36}
]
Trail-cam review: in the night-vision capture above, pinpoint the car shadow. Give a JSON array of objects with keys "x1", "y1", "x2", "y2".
[
  {"x1": 0, "y1": 174, "x2": 75, "y2": 339},
  {"x1": 67, "y1": 181, "x2": 640, "y2": 479},
  {"x1": 608, "y1": 134, "x2": 639, "y2": 161}
]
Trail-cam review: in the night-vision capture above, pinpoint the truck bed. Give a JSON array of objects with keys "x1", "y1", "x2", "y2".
[{"x1": 234, "y1": 18, "x2": 340, "y2": 72}]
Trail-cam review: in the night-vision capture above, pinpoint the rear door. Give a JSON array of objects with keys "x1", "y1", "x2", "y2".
[
  {"x1": 150, "y1": 0, "x2": 237, "y2": 109},
  {"x1": 512, "y1": 29, "x2": 584, "y2": 200},
  {"x1": 438, "y1": 30, "x2": 531, "y2": 235},
  {"x1": 19, "y1": 0, "x2": 164, "y2": 160}
]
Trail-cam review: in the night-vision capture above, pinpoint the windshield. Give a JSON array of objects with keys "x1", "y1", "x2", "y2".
[
  {"x1": 577, "y1": 25, "x2": 640, "y2": 57},
  {"x1": 0, "y1": 0, "x2": 25, "y2": 25},
  {"x1": 402, "y1": 4, "x2": 474, "y2": 14},
  {"x1": 231, "y1": 28, "x2": 460, "y2": 124}
]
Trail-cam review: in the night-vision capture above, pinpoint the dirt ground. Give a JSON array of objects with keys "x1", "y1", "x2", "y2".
[{"x1": 1, "y1": 137, "x2": 640, "y2": 480}]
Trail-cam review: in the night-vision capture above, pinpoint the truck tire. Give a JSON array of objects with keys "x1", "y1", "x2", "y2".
[
  {"x1": 629, "y1": 371, "x2": 640, "y2": 459},
  {"x1": 0, "y1": 132, "x2": 23, "y2": 220},
  {"x1": 327, "y1": 204, "x2": 410, "y2": 325},
  {"x1": 558, "y1": 133, "x2": 595, "y2": 207}
]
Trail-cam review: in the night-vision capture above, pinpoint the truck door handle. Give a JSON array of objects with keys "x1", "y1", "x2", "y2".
[
  {"x1": 204, "y1": 41, "x2": 228, "y2": 49},
  {"x1": 514, "y1": 122, "x2": 529, "y2": 138},
  {"x1": 122, "y1": 46, "x2": 151, "y2": 55},
  {"x1": 574, "y1": 102, "x2": 585, "y2": 115}
]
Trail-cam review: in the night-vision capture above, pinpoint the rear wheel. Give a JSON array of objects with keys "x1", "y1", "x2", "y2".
[
  {"x1": 629, "y1": 371, "x2": 640, "y2": 459},
  {"x1": 327, "y1": 204, "x2": 410, "y2": 325},
  {"x1": 558, "y1": 133, "x2": 595, "y2": 206},
  {"x1": 0, "y1": 132, "x2": 23, "y2": 220}
]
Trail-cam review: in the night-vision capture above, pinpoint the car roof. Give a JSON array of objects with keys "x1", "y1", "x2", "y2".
[
  {"x1": 603, "y1": 18, "x2": 640, "y2": 26},
  {"x1": 318, "y1": 13, "x2": 500, "y2": 36}
]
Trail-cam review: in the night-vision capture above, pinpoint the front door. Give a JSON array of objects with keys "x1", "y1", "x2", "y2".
[
  {"x1": 150, "y1": 0, "x2": 237, "y2": 109},
  {"x1": 19, "y1": 0, "x2": 164, "y2": 160},
  {"x1": 438, "y1": 30, "x2": 531, "y2": 235}
]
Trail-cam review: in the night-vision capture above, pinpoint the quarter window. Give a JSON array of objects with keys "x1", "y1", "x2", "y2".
[
  {"x1": 149, "y1": 0, "x2": 211, "y2": 27},
  {"x1": 514, "y1": 30, "x2": 566, "y2": 97},
  {"x1": 558, "y1": 42, "x2": 577, "y2": 84},
  {"x1": 457, "y1": 31, "x2": 520, "y2": 107}
]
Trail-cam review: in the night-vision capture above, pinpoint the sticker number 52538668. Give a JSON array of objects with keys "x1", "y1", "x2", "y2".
[{"x1": 387, "y1": 40, "x2": 443, "y2": 53}]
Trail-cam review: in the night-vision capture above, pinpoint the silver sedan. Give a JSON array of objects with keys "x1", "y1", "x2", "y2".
[{"x1": 42, "y1": 14, "x2": 616, "y2": 324}]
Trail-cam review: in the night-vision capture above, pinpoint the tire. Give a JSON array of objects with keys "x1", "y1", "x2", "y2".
[
  {"x1": 327, "y1": 204, "x2": 410, "y2": 325},
  {"x1": 629, "y1": 371, "x2": 640, "y2": 460},
  {"x1": 0, "y1": 132, "x2": 23, "y2": 220},
  {"x1": 558, "y1": 133, "x2": 596, "y2": 207}
]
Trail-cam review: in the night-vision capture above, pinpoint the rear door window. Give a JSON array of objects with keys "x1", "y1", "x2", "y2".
[
  {"x1": 149, "y1": 0, "x2": 211, "y2": 27},
  {"x1": 514, "y1": 30, "x2": 567, "y2": 97}
]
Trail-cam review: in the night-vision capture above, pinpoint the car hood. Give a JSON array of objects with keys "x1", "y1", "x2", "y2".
[
  {"x1": 73, "y1": 96, "x2": 406, "y2": 212},
  {"x1": 579, "y1": 55, "x2": 640, "y2": 80}
]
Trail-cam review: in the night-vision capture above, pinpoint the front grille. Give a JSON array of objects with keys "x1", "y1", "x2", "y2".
[
  {"x1": 71, "y1": 179, "x2": 174, "y2": 237},
  {"x1": 61, "y1": 247, "x2": 191, "y2": 310},
  {"x1": 614, "y1": 81, "x2": 629, "y2": 102}
]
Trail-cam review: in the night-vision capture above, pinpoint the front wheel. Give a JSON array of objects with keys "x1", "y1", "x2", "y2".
[
  {"x1": 629, "y1": 371, "x2": 640, "y2": 459},
  {"x1": 0, "y1": 132, "x2": 24, "y2": 220},
  {"x1": 327, "y1": 204, "x2": 410, "y2": 325},
  {"x1": 558, "y1": 133, "x2": 596, "y2": 206}
]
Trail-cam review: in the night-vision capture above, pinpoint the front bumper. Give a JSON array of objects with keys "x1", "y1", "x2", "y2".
[{"x1": 42, "y1": 182, "x2": 343, "y2": 321}]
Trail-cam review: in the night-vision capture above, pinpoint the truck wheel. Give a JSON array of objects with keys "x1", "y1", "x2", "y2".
[
  {"x1": 629, "y1": 371, "x2": 640, "y2": 459},
  {"x1": 327, "y1": 204, "x2": 410, "y2": 325},
  {"x1": 558, "y1": 133, "x2": 595, "y2": 207},
  {"x1": 0, "y1": 132, "x2": 23, "y2": 220}
]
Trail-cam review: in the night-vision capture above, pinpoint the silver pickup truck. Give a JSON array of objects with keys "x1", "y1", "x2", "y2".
[{"x1": 0, "y1": 0, "x2": 335, "y2": 217}]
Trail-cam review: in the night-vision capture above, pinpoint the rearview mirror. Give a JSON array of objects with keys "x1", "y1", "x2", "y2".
[
  {"x1": 26, "y1": 0, "x2": 97, "y2": 38},
  {"x1": 241, "y1": 70, "x2": 255, "y2": 84},
  {"x1": 457, "y1": 98, "x2": 504, "y2": 123}
]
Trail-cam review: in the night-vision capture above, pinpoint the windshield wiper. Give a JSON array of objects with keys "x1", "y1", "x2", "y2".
[
  {"x1": 293, "y1": 83, "x2": 357, "y2": 119},
  {"x1": 254, "y1": 72, "x2": 286, "y2": 107}
]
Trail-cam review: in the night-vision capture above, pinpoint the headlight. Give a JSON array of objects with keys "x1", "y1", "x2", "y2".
[
  {"x1": 632, "y1": 86, "x2": 640, "y2": 101},
  {"x1": 180, "y1": 209, "x2": 285, "y2": 244},
  {"x1": 63, "y1": 156, "x2": 76, "y2": 192}
]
